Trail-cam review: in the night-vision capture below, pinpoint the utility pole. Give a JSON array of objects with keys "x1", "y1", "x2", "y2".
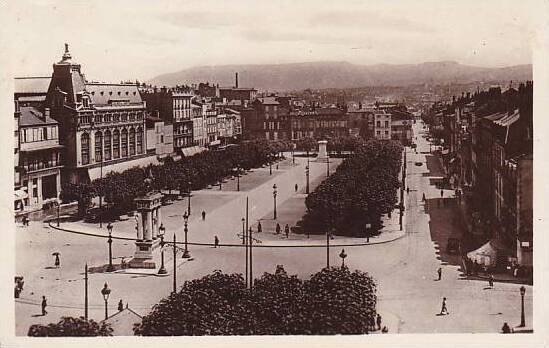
[
  {"x1": 247, "y1": 197, "x2": 252, "y2": 290},
  {"x1": 84, "y1": 263, "x2": 88, "y2": 320},
  {"x1": 173, "y1": 234, "x2": 177, "y2": 293}
]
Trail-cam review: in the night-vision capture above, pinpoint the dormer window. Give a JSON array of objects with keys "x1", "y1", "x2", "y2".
[
  {"x1": 126, "y1": 91, "x2": 129, "y2": 95},
  {"x1": 100, "y1": 91, "x2": 104, "y2": 96},
  {"x1": 118, "y1": 91, "x2": 121, "y2": 96},
  {"x1": 83, "y1": 97, "x2": 89, "y2": 108},
  {"x1": 109, "y1": 91, "x2": 113, "y2": 96}
]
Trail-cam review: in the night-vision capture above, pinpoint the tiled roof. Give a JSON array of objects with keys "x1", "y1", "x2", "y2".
[
  {"x1": 86, "y1": 83, "x2": 143, "y2": 105},
  {"x1": 19, "y1": 107, "x2": 58, "y2": 126},
  {"x1": 14, "y1": 77, "x2": 51, "y2": 95}
]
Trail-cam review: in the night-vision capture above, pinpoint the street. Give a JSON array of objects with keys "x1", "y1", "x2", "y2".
[{"x1": 15, "y1": 121, "x2": 532, "y2": 335}]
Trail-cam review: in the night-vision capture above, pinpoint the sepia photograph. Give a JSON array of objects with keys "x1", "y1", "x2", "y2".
[{"x1": 0, "y1": 0, "x2": 547, "y2": 346}]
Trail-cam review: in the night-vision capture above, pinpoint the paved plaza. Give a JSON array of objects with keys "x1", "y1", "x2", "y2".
[{"x1": 15, "y1": 121, "x2": 533, "y2": 335}]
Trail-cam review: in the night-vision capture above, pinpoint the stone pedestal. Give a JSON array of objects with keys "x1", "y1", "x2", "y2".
[
  {"x1": 316, "y1": 140, "x2": 329, "y2": 162},
  {"x1": 129, "y1": 191, "x2": 163, "y2": 269}
]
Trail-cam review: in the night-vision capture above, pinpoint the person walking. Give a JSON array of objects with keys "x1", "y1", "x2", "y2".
[
  {"x1": 501, "y1": 322, "x2": 512, "y2": 333},
  {"x1": 437, "y1": 267, "x2": 442, "y2": 281},
  {"x1": 489, "y1": 273, "x2": 494, "y2": 288},
  {"x1": 202, "y1": 210, "x2": 206, "y2": 221},
  {"x1": 276, "y1": 223, "x2": 281, "y2": 235},
  {"x1": 214, "y1": 236, "x2": 219, "y2": 248},
  {"x1": 118, "y1": 299, "x2": 124, "y2": 312},
  {"x1": 284, "y1": 224, "x2": 290, "y2": 238},
  {"x1": 440, "y1": 189, "x2": 444, "y2": 206},
  {"x1": 41, "y1": 296, "x2": 48, "y2": 316},
  {"x1": 257, "y1": 221, "x2": 262, "y2": 233},
  {"x1": 406, "y1": 187, "x2": 410, "y2": 194},
  {"x1": 376, "y1": 314, "x2": 382, "y2": 331},
  {"x1": 295, "y1": 183, "x2": 298, "y2": 193},
  {"x1": 440, "y1": 297, "x2": 449, "y2": 315},
  {"x1": 422, "y1": 193, "x2": 426, "y2": 202},
  {"x1": 54, "y1": 254, "x2": 60, "y2": 268}
]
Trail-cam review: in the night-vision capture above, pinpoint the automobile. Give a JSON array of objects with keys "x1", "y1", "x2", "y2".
[
  {"x1": 414, "y1": 162, "x2": 423, "y2": 166},
  {"x1": 446, "y1": 238, "x2": 461, "y2": 254}
]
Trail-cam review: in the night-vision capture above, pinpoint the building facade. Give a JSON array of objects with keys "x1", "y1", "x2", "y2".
[{"x1": 45, "y1": 45, "x2": 148, "y2": 184}]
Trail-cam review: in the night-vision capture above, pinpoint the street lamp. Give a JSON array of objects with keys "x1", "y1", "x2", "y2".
[
  {"x1": 326, "y1": 230, "x2": 332, "y2": 269},
  {"x1": 519, "y1": 286, "x2": 526, "y2": 327},
  {"x1": 339, "y1": 249, "x2": 347, "y2": 268},
  {"x1": 100, "y1": 282, "x2": 111, "y2": 320},
  {"x1": 365, "y1": 223, "x2": 372, "y2": 243},
  {"x1": 187, "y1": 181, "x2": 192, "y2": 215},
  {"x1": 292, "y1": 143, "x2": 295, "y2": 165},
  {"x1": 182, "y1": 211, "x2": 190, "y2": 258},
  {"x1": 157, "y1": 224, "x2": 167, "y2": 274},
  {"x1": 106, "y1": 223, "x2": 114, "y2": 272},
  {"x1": 269, "y1": 161, "x2": 272, "y2": 175},
  {"x1": 272, "y1": 184, "x2": 278, "y2": 220},
  {"x1": 305, "y1": 165, "x2": 310, "y2": 194},
  {"x1": 236, "y1": 167, "x2": 240, "y2": 192},
  {"x1": 54, "y1": 199, "x2": 60, "y2": 227},
  {"x1": 241, "y1": 218, "x2": 246, "y2": 245}
]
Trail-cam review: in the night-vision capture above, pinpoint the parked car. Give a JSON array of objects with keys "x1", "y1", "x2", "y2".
[{"x1": 447, "y1": 238, "x2": 461, "y2": 254}]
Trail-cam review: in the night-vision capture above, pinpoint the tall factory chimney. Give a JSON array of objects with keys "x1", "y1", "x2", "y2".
[{"x1": 235, "y1": 72, "x2": 239, "y2": 88}]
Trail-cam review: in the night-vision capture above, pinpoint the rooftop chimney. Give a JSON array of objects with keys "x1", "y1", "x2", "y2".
[{"x1": 235, "y1": 72, "x2": 239, "y2": 89}]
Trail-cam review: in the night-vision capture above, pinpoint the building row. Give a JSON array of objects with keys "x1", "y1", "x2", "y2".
[
  {"x1": 14, "y1": 45, "x2": 414, "y2": 214},
  {"x1": 426, "y1": 83, "x2": 533, "y2": 274}
]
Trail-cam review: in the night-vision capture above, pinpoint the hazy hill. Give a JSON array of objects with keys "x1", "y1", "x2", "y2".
[{"x1": 146, "y1": 61, "x2": 532, "y2": 91}]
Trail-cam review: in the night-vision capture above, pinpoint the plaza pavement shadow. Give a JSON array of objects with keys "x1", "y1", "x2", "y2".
[{"x1": 425, "y1": 197, "x2": 465, "y2": 273}]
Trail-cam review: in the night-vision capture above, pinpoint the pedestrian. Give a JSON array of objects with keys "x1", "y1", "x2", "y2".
[
  {"x1": 54, "y1": 254, "x2": 60, "y2": 268},
  {"x1": 437, "y1": 267, "x2": 442, "y2": 281},
  {"x1": 501, "y1": 322, "x2": 511, "y2": 334},
  {"x1": 118, "y1": 299, "x2": 124, "y2": 312},
  {"x1": 276, "y1": 223, "x2": 281, "y2": 235},
  {"x1": 381, "y1": 326, "x2": 389, "y2": 333},
  {"x1": 376, "y1": 314, "x2": 382, "y2": 331},
  {"x1": 214, "y1": 236, "x2": 219, "y2": 248},
  {"x1": 276, "y1": 164, "x2": 279, "y2": 170},
  {"x1": 440, "y1": 297, "x2": 449, "y2": 315},
  {"x1": 295, "y1": 183, "x2": 298, "y2": 192},
  {"x1": 406, "y1": 187, "x2": 409, "y2": 194},
  {"x1": 489, "y1": 273, "x2": 494, "y2": 288},
  {"x1": 202, "y1": 210, "x2": 206, "y2": 221},
  {"x1": 41, "y1": 296, "x2": 48, "y2": 316},
  {"x1": 284, "y1": 224, "x2": 290, "y2": 238},
  {"x1": 257, "y1": 221, "x2": 262, "y2": 233},
  {"x1": 369, "y1": 316, "x2": 376, "y2": 331},
  {"x1": 422, "y1": 193, "x2": 426, "y2": 202}
]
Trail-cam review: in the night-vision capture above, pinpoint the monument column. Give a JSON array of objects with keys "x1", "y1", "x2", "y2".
[
  {"x1": 317, "y1": 140, "x2": 329, "y2": 162},
  {"x1": 151, "y1": 208, "x2": 157, "y2": 239},
  {"x1": 156, "y1": 207, "x2": 162, "y2": 231},
  {"x1": 144, "y1": 210, "x2": 152, "y2": 241}
]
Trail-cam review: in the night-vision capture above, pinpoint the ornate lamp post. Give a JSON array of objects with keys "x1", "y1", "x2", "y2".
[
  {"x1": 158, "y1": 224, "x2": 167, "y2": 274},
  {"x1": 292, "y1": 143, "x2": 295, "y2": 164},
  {"x1": 519, "y1": 286, "x2": 526, "y2": 327},
  {"x1": 106, "y1": 223, "x2": 114, "y2": 272},
  {"x1": 236, "y1": 167, "x2": 241, "y2": 192},
  {"x1": 269, "y1": 161, "x2": 272, "y2": 175},
  {"x1": 365, "y1": 223, "x2": 372, "y2": 243},
  {"x1": 305, "y1": 165, "x2": 310, "y2": 194},
  {"x1": 182, "y1": 211, "x2": 190, "y2": 258},
  {"x1": 187, "y1": 181, "x2": 192, "y2": 215},
  {"x1": 326, "y1": 230, "x2": 332, "y2": 269},
  {"x1": 272, "y1": 184, "x2": 278, "y2": 220},
  {"x1": 339, "y1": 249, "x2": 347, "y2": 268},
  {"x1": 100, "y1": 282, "x2": 111, "y2": 320}
]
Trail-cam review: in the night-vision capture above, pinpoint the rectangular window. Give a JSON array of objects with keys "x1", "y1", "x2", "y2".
[
  {"x1": 385, "y1": 121, "x2": 389, "y2": 128},
  {"x1": 376, "y1": 121, "x2": 381, "y2": 128},
  {"x1": 43, "y1": 127, "x2": 48, "y2": 140},
  {"x1": 113, "y1": 132, "x2": 120, "y2": 159}
]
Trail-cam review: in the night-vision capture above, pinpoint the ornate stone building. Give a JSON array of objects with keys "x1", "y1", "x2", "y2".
[{"x1": 45, "y1": 44, "x2": 148, "y2": 184}]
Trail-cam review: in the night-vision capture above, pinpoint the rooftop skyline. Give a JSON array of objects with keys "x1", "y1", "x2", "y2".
[{"x1": 3, "y1": 0, "x2": 538, "y2": 83}]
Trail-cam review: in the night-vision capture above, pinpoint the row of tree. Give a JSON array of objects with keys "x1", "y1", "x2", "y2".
[
  {"x1": 61, "y1": 139, "x2": 292, "y2": 217},
  {"x1": 302, "y1": 139, "x2": 403, "y2": 236}
]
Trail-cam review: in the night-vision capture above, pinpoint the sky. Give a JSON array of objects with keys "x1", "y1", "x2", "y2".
[{"x1": 2, "y1": 0, "x2": 539, "y2": 82}]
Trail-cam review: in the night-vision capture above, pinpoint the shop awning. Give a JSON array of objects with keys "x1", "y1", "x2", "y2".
[
  {"x1": 181, "y1": 146, "x2": 207, "y2": 157},
  {"x1": 467, "y1": 240, "x2": 498, "y2": 267},
  {"x1": 14, "y1": 189, "x2": 28, "y2": 201}
]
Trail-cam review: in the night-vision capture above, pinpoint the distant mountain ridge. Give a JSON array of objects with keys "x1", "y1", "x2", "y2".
[{"x1": 146, "y1": 61, "x2": 532, "y2": 91}]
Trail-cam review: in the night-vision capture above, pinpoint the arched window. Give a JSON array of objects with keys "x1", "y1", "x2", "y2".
[
  {"x1": 136, "y1": 127, "x2": 143, "y2": 154},
  {"x1": 129, "y1": 128, "x2": 136, "y2": 156},
  {"x1": 95, "y1": 131, "x2": 103, "y2": 162},
  {"x1": 104, "y1": 130, "x2": 112, "y2": 161},
  {"x1": 121, "y1": 129, "x2": 128, "y2": 157},
  {"x1": 113, "y1": 130, "x2": 120, "y2": 159},
  {"x1": 81, "y1": 132, "x2": 90, "y2": 165}
]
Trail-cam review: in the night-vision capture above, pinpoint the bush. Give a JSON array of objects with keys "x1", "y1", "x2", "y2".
[{"x1": 27, "y1": 316, "x2": 113, "y2": 337}]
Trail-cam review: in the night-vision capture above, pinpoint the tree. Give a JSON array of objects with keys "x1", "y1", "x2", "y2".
[
  {"x1": 27, "y1": 316, "x2": 113, "y2": 337},
  {"x1": 134, "y1": 266, "x2": 377, "y2": 336}
]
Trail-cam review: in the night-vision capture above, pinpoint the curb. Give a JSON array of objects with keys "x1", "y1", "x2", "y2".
[{"x1": 48, "y1": 221, "x2": 406, "y2": 248}]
